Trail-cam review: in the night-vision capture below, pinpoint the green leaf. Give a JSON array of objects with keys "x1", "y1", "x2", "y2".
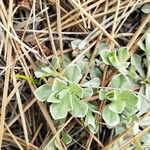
[
  {"x1": 83, "y1": 77, "x2": 100, "y2": 88},
  {"x1": 108, "y1": 100, "x2": 125, "y2": 114},
  {"x1": 131, "y1": 54, "x2": 145, "y2": 78},
  {"x1": 100, "y1": 48, "x2": 129, "y2": 74},
  {"x1": 111, "y1": 74, "x2": 129, "y2": 88},
  {"x1": 34, "y1": 84, "x2": 52, "y2": 101},
  {"x1": 137, "y1": 94, "x2": 150, "y2": 114},
  {"x1": 65, "y1": 64, "x2": 82, "y2": 83},
  {"x1": 115, "y1": 127, "x2": 126, "y2": 135},
  {"x1": 51, "y1": 57, "x2": 60, "y2": 70},
  {"x1": 100, "y1": 89, "x2": 118, "y2": 102},
  {"x1": 60, "y1": 54, "x2": 71, "y2": 68},
  {"x1": 97, "y1": 43, "x2": 109, "y2": 55},
  {"x1": 70, "y1": 82, "x2": 83, "y2": 98},
  {"x1": 58, "y1": 89, "x2": 70, "y2": 99},
  {"x1": 123, "y1": 106, "x2": 137, "y2": 116},
  {"x1": 71, "y1": 95, "x2": 88, "y2": 118},
  {"x1": 50, "y1": 93, "x2": 72, "y2": 120},
  {"x1": 16, "y1": 74, "x2": 38, "y2": 84},
  {"x1": 128, "y1": 65, "x2": 140, "y2": 80},
  {"x1": 118, "y1": 68, "x2": 128, "y2": 75},
  {"x1": 99, "y1": 89, "x2": 108, "y2": 100},
  {"x1": 140, "y1": 133, "x2": 150, "y2": 148},
  {"x1": 145, "y1": 84, "x2": 150, "y2": 99},
  {"x1": 83, "y1": 87, "x2": 93, "y2": 99},
  {"x1": 100, "y1": 50, "x2": 111, "y2": 65},
  {"x1": 105, "y1": 90, "x2": 117, "y2": 101},
  {"x1": 141, "y1": 4, "x2": 150, "y2": 14},
  {"x1": 54, "y1": 140, "x2": 61, "y2": 149},
  {"x1": 145, "y1": 33, "x2": 150, "y2": 52},
  {"x1": 76, "y1": 59, "x2": 88, "y2": 73},
  {"x1": 61, "y1": 131, "x2": 72, "y2": 145},
  {"x1": 41, "y1": 67, "x2": 53, "y2": 73},
  {"x1": 118, "y1": 47, "x2": 128, "y2": 63},
  {"x1": 52, "y1": 78, "x2": 68, "y2": 91},
  {"x1": 47, "y1": 91, "x2": 61, "y2": 103},
  {"x1": 108, "y1": 50, "x2": 129, "y2": 74},
  {"x1": 88, "y1": 103, "x2": 98, "y2": 112},
  {"x1": 102, "y1": 106, "x2": 120, "y2": 126},
  {"x1": 118, "y1": 90, "x2": 138, "y2": 107},
  {"x1": 112, "y1": 74, "x2": 139, "y2": 90},
  {"x1": 47, "y1": 141, "x2": 57, "y2": 150},
  {"x1": 84, "y1": 110, "x2": 99, "y2": 133},
  {"x1": 137, "y1": 86, "x2": 150, "y2": 116},
  {"x1": 34, "y1": 71, "x2": 47, "y2": 78},
  {"x1": 90, "y1": 66, "x2": 102, "y2": 78},
  {"x1": 145, "y1": 34, "x2": 150, "y2": 77},
  {"x1": 34, "y1": 67, "x2": 56, "y2": 78},
  {"x1": 108, "y1": 51, "x2": 120, "y2": 67},
  {"x1": 138, "y1": 40, "x2": 145, "y2": 51}
]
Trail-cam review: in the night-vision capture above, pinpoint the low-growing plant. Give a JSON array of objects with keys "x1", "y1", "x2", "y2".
[
  {"x1": 128, "y1": 34, "x2": 150, "y2": 116},
  {"x1": 99, "y1": 38, "x2": 150, "y2": 126},
  {"x1": 100, "y1": 47, "x2": 130, "y2": 74},
  {"x1": 34, "y1": 36, "x2": 150, "y2": 149},
  {"x1": 99, "y1": 84, "x2": 138, "y2": 127},
  {"x1": 34, "y1": 64, "x2": 99, "y2": 133},
  {"x1": 98, "y1": 35, "x2": 150, "y2": 149}
]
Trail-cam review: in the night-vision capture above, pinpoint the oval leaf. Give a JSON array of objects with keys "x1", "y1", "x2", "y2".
[
  {"x1": 102, "y1": 106, "x2": 120, "y2": 126},
  {"x1": 83, "y1": 77, "x2": 100, "y2": 88},
  {"x1": 47, "y1": 91, "x2": 61, "y2": 103},
  {"x1": 65, "y1": 64, "x2": 82, "y2": 83},
  {"x1": 131, "y1": 54, "x2": 145, "y2": 78},
  {"x1": 118, "y1": 90, "x2": 138, "y2": 107},
  {"x1": 118, "y1": 47, "x2": 128, "y2": 63},
  {"x1": 50, "y1": 94, "x2": 72, "y2": 120},
  {"x1": 47, "y1": 141, "x2": 57, "y2": 150},
  {"x1": 58, "y1": 89, "x2": 70, "y2": 99},
  {"x1": 34, "y1": 84, "x2": 52, "y2": 101},
  {"x1": 70, "y1": 82, "x2": 83, "y2": 98},
  {"x1": 84, "y1": 110, "x2": 99, "y2": 133},
  {"x1": 97, "y1": 43, "x2": 109, "y2": 56},
  {"x1": 100, "y1": 50, "x2": 111, "y2": 65},
  {"x1": 61, "y1": 131, "x2": 72, "y2": 145},
  {"x1": 71, "y1": 95, "x2": 88, "y2": 118},
  {"x1": 142, "y1": 4, "x2": 150, "y2": 14},
  {"x1": 99, "y1": 89, "x2": 108, "y2": 100},
  {"x1": 108, "y1": 51, "x2": 120, "y2": 68},
  {"x1": 51, "y1": 57, "x2": 60, "y2": 70},
  {"x1": 35, "y1": 67, "x2": 56, "y2": 78},
  {"x1": 83, "y1": 87, "x2": 93, "y2": 99},
  {"x1": 111, "y1": 74, "x2": 129, "y2": 88},
  {"x1": 52, "y1": 78, "x2": 68, "y2": 91},
  {"x1": 105, "y1": 90, "x2": 117, "y2": 101},
  {"x1": 108, "y1": 100, "x2": 125, "y2": 114}
]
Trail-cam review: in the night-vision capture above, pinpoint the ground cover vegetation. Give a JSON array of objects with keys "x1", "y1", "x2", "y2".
[{"x1": 0, "y1": 0, "x2": 150, "y2": 149}]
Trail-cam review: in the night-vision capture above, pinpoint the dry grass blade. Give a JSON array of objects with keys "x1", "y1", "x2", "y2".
[
  {"x1": 56, "y1": 0, "x2": 64, "y2": 64},
  {"x1": 44, "y1": 116, "x2": 73, "y2": 150},
  {"x1": 5, "y1": 123, "x2": 24, "y2": 150},
  {"x1": 118, "y1": 126, "x2": 150, "y2": 150},
  {"x1": 67, "y1": 0, "x2": 119, "y2": 47},
  {"x1": 0, "y1": 0, "x2": 13, "y2": 148},
  {"x1": 127, "y1": 13, "x2": 150, "y2": 50},
  {"x1": 12, "y1": 71, "x2": 29, "y2": 149},
  {"x1": 1, "y1": 0, "x2": 150, "y2": 149}
]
